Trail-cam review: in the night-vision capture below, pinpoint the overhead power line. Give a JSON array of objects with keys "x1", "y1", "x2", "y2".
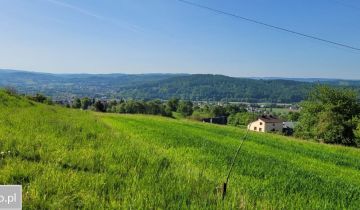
[
  {"x1": 177, "y1": 0, "x2": 360, "y2": 52},
  {"x1": 329, "y1": 0, "x2": 360, "y2": 11}
]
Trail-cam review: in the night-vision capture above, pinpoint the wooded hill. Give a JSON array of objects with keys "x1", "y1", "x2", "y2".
[
  {"x1": 2, "y1": 69, "x2": 360, "y2": 103},
  {"x1": 118, "y1": 74, "x2": 313, "y2": 103}
]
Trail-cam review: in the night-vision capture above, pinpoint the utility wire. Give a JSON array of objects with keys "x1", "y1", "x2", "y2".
[
  {"x1": 222, "y1": 124, "x2": 249, "y2": 199},
  {"x1": 225, "y1": 124, "x2": 250, "y2": 184},
  {"x1": 328, "y1": 0, "x2": 360, "y2": 11},
  {"x1": 221, "y1": 109, "x2": 256, "y2": 200},
  {"x1": 177, "y1": 0, "x2": 360, "y2": 52}
]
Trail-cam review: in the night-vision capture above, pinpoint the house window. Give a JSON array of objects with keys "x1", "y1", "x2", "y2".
[
  {"x1": 254, "y1": 127, "x2": 257, "y2": 131},
  {"x1": 260, "y1": 122, "x2": 263, "y2": 125},
  {"x1": 259, "y1": 128, "x2": 262, "y2": 132}
]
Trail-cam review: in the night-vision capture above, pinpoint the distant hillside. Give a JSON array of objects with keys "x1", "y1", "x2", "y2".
[
  {"x1": 118, "y1": 74, "x2": 314, "y2": 103},
  {"x1": 0, "y1": 69, "x2": 182, "y2": 99},
  {"x1": 1, "y1": 89, "x2": 360, "y2": 209},
  {"x1": 1, "y1": 69, "x2": 360, "y2": 103}
]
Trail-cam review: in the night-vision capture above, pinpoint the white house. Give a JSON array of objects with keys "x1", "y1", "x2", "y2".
[{"x1": 248, "y1": 115, "x2": 283, "y2": 133}]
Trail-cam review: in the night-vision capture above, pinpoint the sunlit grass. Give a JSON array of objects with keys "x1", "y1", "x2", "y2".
[{"x1": 0, "y1": 90, "x2": 360, "y2": 209}]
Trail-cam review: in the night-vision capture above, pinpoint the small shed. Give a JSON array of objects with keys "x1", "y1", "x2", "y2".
[{"x1": 202, "y1": 116, "x2": 228, "y2": 125}]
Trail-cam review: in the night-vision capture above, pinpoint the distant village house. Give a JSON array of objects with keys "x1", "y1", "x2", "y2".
[{"x1": 248, "y1": 115, "x2": 283, "y2": 133}]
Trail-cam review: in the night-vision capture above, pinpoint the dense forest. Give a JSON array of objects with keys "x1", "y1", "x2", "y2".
[
  {"x1": 118, "y1": 74, "x2": 313, "y2": 103},
  {"x1": 2, "y1": 69, "x2": 360, "y2": 103}
]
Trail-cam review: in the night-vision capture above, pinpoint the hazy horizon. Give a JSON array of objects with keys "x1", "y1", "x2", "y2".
[{"x1": 2, "y1": 68, "x2": 359, "y2": 81}]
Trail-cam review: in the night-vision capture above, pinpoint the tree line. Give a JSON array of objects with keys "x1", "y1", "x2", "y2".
[
  {"x1": 24, "y1": 91, "x2": 296, "y2": 129},
  {"x1": 69, "y1": 97, "x2": 195, "y2": 118}
]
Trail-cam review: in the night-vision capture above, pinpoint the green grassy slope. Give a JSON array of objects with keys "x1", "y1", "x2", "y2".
[{"x1": 1, "y1": 90, "x2": 360, "y2": 209}]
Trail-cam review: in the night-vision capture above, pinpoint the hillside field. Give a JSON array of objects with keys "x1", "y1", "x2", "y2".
[{"x1": 1, "y1": 90, "x2": 360, "y2": 209}]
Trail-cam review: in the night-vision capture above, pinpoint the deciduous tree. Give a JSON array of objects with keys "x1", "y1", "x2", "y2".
[{"x1": 296, "y1": 85, "x2": 360, "y2": 146}]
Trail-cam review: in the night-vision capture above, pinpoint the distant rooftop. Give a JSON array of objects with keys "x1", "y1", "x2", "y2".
[{"x1": 258, "y1": 115, "x2": 283, "y2": 123}]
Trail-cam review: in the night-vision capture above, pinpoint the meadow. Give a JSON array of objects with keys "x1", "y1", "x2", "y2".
[{"x1": 1, "y1": 90, "x2": 360, "y2": 209}]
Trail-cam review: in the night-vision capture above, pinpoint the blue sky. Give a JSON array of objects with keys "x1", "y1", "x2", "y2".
[{"x1": 0, "y1": 0, "x2": 360, "y2": 79}]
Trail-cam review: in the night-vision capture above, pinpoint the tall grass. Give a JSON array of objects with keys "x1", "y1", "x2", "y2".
[{"x1": 0, "y1": 90, "x2": 360, "y2": 209}]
